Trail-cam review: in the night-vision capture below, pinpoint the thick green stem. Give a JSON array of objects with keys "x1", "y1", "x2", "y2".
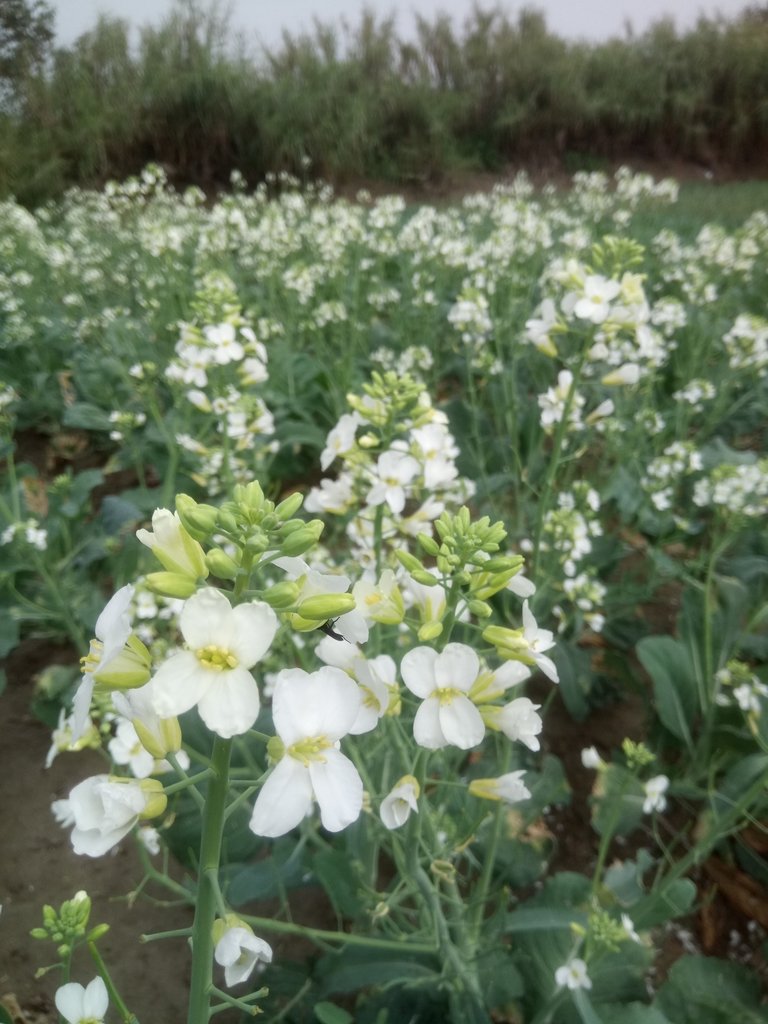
[{"x1": 187, "y1": 736, "x2": 232, "y2": 1024}]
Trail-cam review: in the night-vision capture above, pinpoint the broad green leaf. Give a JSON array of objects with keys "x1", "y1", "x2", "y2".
[
  {"x1": 312, "y1": 849, "x2": 365, "y2": 918},
  {"x1": 597, "y1": 1003, "x2": 672, "y2": 1023},
  {"x1": 636, "y1": 635, "x2": 697, "y2": 746},
  {"x1": 315, "y1": 1002, "x2": 354, "y2": 1024},
  {"x1": 655, "y1": 955, "x2": 765, "y2": 1023},
  {"x1": 631, "y1": 878, "x2": 696, "y2": 928},
  {"x1": 591, "y1": 765, "x2": 645, "y2": 837},
  {"x1": 316, "y1": 949, "x2": 438, "y2": 997},
  {"x1": 573, "y1": 988, "x2": 605, "y2": 1024}
]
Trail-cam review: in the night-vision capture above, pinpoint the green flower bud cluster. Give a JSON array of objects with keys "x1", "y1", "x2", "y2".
[
  {"x1": 622, "y1": 738, "x2": 655, "y2": 770},
  {"x1": 30, "y1": 892, "x2": 105, "y2": 956},
  {"x1": 189, "y1": 270, "x2": 244, "y2": 326},
  {"x1": 586, "y1": 909, "x2": 631, "y2": 953},
  {"x1": 175, "y1": 487, "x2": 324, "y2": 586},
  {"x1": 590, "y1": 236, "x2": 645, "y2": 276},
  {"x1": 346, "y1": 371, "x2": 431, "y2": 436},
  {"x1": 413, "y1": 507, "x2": 525, "y2": 601}
]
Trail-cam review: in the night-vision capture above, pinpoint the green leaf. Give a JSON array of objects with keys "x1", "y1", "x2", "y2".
[
  {"x1": 655, "y1": 955, "x2": 765, "y2": 1023},
  {"x1": 0, "y1": 1003, "x2": 13, "y2": 1024},
  {"x1": 312, "y1": 849, "x2": 364, "y2": 918},
  {"x1": 597, "y1": 1003, "x2": 672, "y2": 1023},
  {"x1": 0, "y1": 669, "x2": 6, "y2": 696},
  {"x1": 631, "y1": 878, "x2": 697, "y2": 928},
  {"x1": 315, "y1": 948, "x2": 438, "y2": 997},
  {"x1": 551, "y1": 640, "x2": 592, "y2": 720},
  {"x1": 226, "y1": 841, "x2": 309, "y2": 906},
  {"x1": 0, "y1": 614, "x2": 20, "y2": 657},
  {"x1": 62, "y1": 402, "x2": 113, "y2": 431},
  {"x1": 591, "y1": 765, "x2": 645, "y2": 837},
  {"x1": 636, "y1": 635, "x2": 697, "y2": 746},
  {"x1": 315, "y1": 1002, "x2": 354, "y2": 1024}
]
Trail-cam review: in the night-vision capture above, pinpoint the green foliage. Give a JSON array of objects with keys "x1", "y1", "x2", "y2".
[{"x1": 3, "y1": 5, "x2": 768, "y2": 201}]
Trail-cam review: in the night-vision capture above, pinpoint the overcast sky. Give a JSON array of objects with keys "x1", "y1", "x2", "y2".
[{"x1": 51, "y1": 0, "x2": 754, "y2": 50}]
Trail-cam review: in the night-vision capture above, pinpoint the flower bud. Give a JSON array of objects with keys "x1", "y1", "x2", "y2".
[
  {"x1": 134, "y1": 715, "x2": 182, "y2": 760},
  {"x1": 417, "y1": 533, "x2": 440, "y2": 557},
  {"x1": 93, "y1": 635, "x2": 151, "y2": 691},
  {"x1": 138, "y1": 778, "x2": 168, "y2": 820},
  {"x1": 205, "y1": 548, "x2": 240, "y2": 581},
  {"x1": 280, "y1": 523, "x2": 323, "y2": 556},
  {"x1": 411, "y1": 569, "x2": 440, "y2": 588},
  {"x1": 175, "y1": 494, "x2": 218, "y2": 539},
  {"x1": 240, "y1": 481, "x2": 265, "y2": 510},
  {"x1": 145, "y1": 572, "x2": 198, "y2": 599},
  {"x1": 296, "y1": 593, "x2": 356, "y2": 621},
  {"x1": 136, "y1": 509, "x2": 208, "y2": 579},
  {"x1": 86, "y1": 923, "x2": 110, "y2": 942},
  {"x1": 395, "y1": 550, "x2": 423, "y2": 573},
  {"x1": 418, "y1": 621, "x2": 443, "y2": 642},
  {"x1": 467, "y1": 599, "x2": 493, "y2": 618},
  {"x1": 262, "y1": 581, "x2": 301, "y2": 609},
  {"x1": 275, "y1": 492, "x2": 304, "y2": 520},
  {"x1": 217, "y1": 511, "x2": 240, "y2": 535}
]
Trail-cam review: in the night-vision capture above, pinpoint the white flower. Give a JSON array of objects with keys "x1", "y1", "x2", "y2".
[
  {"x1": 573, "y1": 274, "x2": 620, "y2": 324},
  {"x1": 520, "y1": 601, "x2": 559, "y2": 682},
  {"x1": 602, "y1": 362, "x2": 641, "y2": 386},
  {"x1": 150, "y1": 589, "x2": 277, "y2": 738},
  {"x1": 621, "y1": 913, "x2": 641, "y2": 943},
  {"x1": 580, "y1": 746, "x2": 603, "y2": 769},
  {"x1": 52, "y1": 798, "x2": 75, "y2": 828},
  {"x1": 643, "y1": 774, "x2": 669, "y2": 814},
  {"x1": 137, "y1": 825, "x2": 161, "y2": 855},
  {"x1": 555, "y1": 957, "x2": 592, "y2": 990},
  {"x1": 320, "y1": 412, "x2": 361, "y2": 470},
  {"x1": 108, "y1": 720, "x2": 155, "y2": 778},
  {"x1": 401, "y1": 644, "x2": 485, "y2": 750},
  {"x1": 72, "y1": 584, "x2": 135, "y2": 740},
  {"x1": 366, "y1": 450, "x2": 420, "y2": 514},
  {"x1": 380, "y1": 775, "x2": 419, "y2": 830},
  {"x1": 494, "y1": 697, "x2": 543, "y2": 751},
  {"x1": 136, "y1": 508, "x2": 207, "y2": 578},
  {"x1": 214, "y1": 925, "x2": 273, "y2": 987},
  {"x1": 470, "y1": 770, "x2": 531, "y2": 805},
  {"x1": 249, "y1": 667, "x2": 363, "y2": 837},
  {"x1": 68, "y1": 775, "x2": 160, "y2": 857},
  {"x1": 55, "y1": 977, "x2": 109, "y2": 1024}
]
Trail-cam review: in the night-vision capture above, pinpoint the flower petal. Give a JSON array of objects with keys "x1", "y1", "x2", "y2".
[
  {"x1": 230, "y1": 601, "x2": 278, "y2": 667},
  {"x1": 197, "y1": 668, "x2": 260, "y2": 738},
  {"x1": 55, "y1": 983, "x2": 85, "y2": 1024},
  {"x1": 151, "y1": 652, "x2": 209, "y2": 718},
  {"x1": 439, "y1": 694, "x2": 485, "y2": 749},
  {"x1": 83, "y1": 976, "x2": 109, "y2": 1019},
  {"x1": 309, "y1": 749, "x2": 363, "y2": 832},
  {"x1": 400, "y1": 647, "x2": 438, "y2": 698},
  {"x1": 272, "y1": 667, "x2": 360, "y2": 744},
  {"x1": 249, "y1": 757, "x2": 314, "y2": 837},
  {"x1": 180, "y1": 589, "x2": 235, "y2": 649},
  {"x1": 413, "y1": 696, "x2": 446, "y2": 749},
  {"x1": 434, "y1": 643, "x2": 479, "y2": 691}
]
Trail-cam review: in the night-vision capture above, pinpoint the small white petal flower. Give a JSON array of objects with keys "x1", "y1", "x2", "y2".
[
  {"x1": 580, "y1": 746, "x2": 604, "y2": 769},
  {"x1": 380, "y1": 775, "x2": 420, "y2": 830},
  {"x1": 72, "y1": 585, "x2": 135, "y2": 739},
  {"x1": 249, "y1": 667, "x2": 363, "y2": 837},
  {"x1": 470, "y1": 770, "x2": 531, "y2": 805},
  {"x1": 150, "y1": 589, "x2": 277, "y2": 738},
  {"x1": 401, "y1": 644, "x2": 485, "y2": 750},
  {"x1": 68, "y1": 775, "x2": 151, "y2": 857},
  {"x1": 621, "y1": 913, "x2": 641, "y2": 943},
  {"x1": 495, "y1": 697, "x2": 543, "y2": 751},
  {"x1": 55, "y1": 977, "x2": 109, "y2": 1024},
  {"x1": 215, "y1": 925, "x2": 273, "y2": 987},
  {"x1": 643, "y1": 774, "x2": 669, "y2": 814},
  {"x1": 555, "y1": 957, "x2": 592, "y2": 991}
]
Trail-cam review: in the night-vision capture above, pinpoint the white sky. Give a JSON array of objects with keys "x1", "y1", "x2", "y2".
[{"x1": 51, "y1": 0, "x2": 755, "y2": 50}]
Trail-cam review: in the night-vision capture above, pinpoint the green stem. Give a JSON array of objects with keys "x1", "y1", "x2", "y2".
[
  {"x1": 238, "y1": 912, "x2": 437, "y2": 954},
  {"x1": 88, "y1": 941, "x2": 138, "y2": 1024},
  {"x1": 531, "y1": 349, "x2": 588, "y2": 578},
  {"x1": 163, "y1": 769, "x2": 211, "y2": 797},
  {"x1": 187, "y1": 736, "x2": 233, "y2": 1024}
]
